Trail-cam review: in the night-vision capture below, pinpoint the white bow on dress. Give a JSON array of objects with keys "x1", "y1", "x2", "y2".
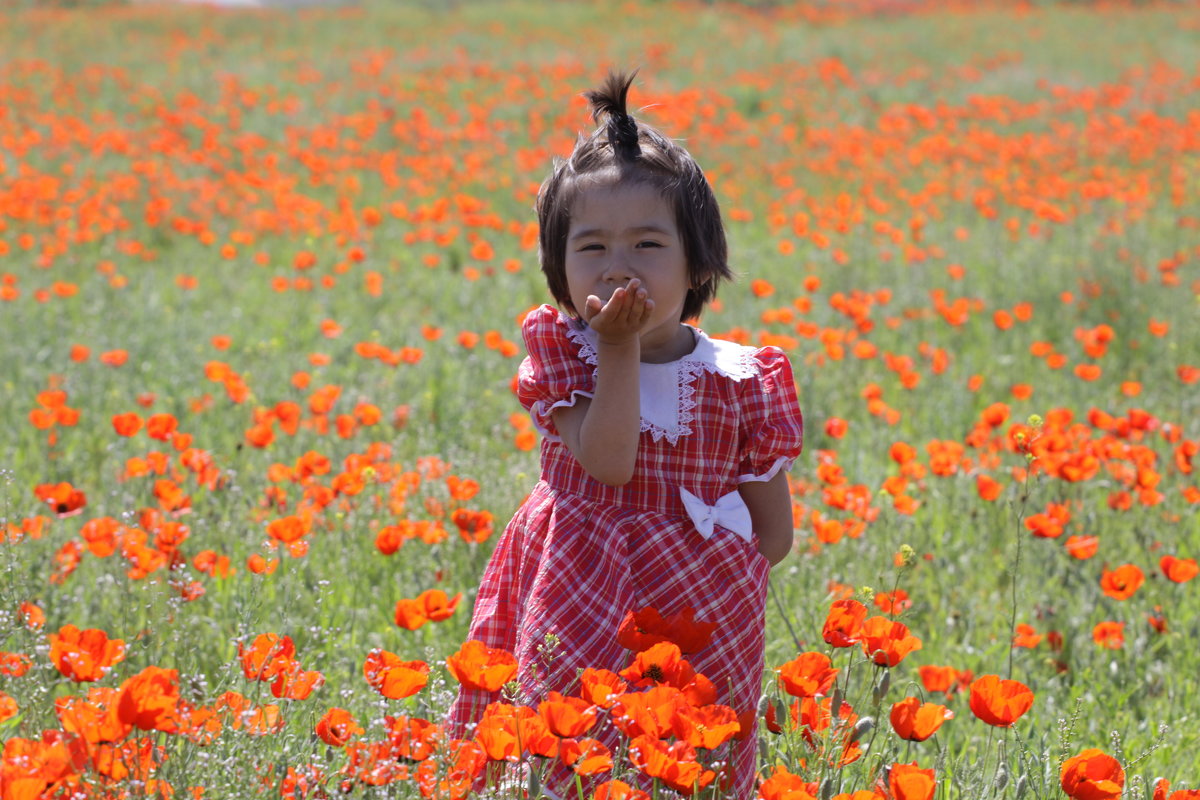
[{"x1": 679, "y1": 488, "x2": 753, "y2": 542}]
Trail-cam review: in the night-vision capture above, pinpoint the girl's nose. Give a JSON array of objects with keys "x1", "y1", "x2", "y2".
[{"x1": 601, "y1": 250, "x2": 632, "y2": 282}]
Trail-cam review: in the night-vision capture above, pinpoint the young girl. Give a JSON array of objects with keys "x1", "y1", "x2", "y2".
[{"x1": 449, "y1": 72, "x2": 803, "y2": 798}]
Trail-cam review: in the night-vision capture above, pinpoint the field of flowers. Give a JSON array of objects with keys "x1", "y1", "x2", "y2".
[{"x1": 2, "y1": 1, "x2": 1199, "y2": 798}]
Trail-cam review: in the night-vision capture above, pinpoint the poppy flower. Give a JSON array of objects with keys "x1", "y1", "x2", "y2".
[
  {"x1": 238, "y1": 633, "x2": 296, "y2": 681},
  {"x1": 822, "y1": 598, "x2": 868, "y2": 647},
  {"x1": 628, "y1": 734, "x2": 715, "y2": 794},
  {"x1": 968, "y1": 675, "x2": 1033, "y2": 727},
  {"x1": 385, "y1": 713, "x2": 441, "y2": 761},
  {"x1": 620, "y1": 642, "x2": 696, "y2": 689},
  {"x1": 1092, "y1": 621, "x2": 1125, "y2": 649},
  {"x1": 445, "y1": 640, "x2": 517, "y2": 693},
  {"x1": 116, "y1": 666, "x2": 180, "y2": 732},
  {"x1": 889, "y1": 697, "x2": 953, "y2": 741},
  {"x1": 0, "y1": 692, "x2": 18, "y2": 724},
  {"x1": 611, "y1": 686, "x2": 684, "y2": 740},
  {"x1": 315, "y1": 707, "x2": 363, "y2": 747},
  {"x1": 559, "y1": 737, "x2": 613, "y2": 776},
  {"x1": 579, "y1": 668, "x2": 628, "y2": 708},
  {"x1": 758, "y1": 766, "x2": 819, "y2": 800},
  {"x1": 777, "y1": 652, "x2": 839, "y2": 698},
  {"x1": 270, "y1": 663, "x2": 325, "y2": 700},
  {"x1": 669, "y1": 702, "x2": 740, "y2": 750},
  {"x1": 616, "y1": 606, "x2": 716, "y2": 654},
  {"x1": 1154, "y1": 780, "x2": 1200, "y2": 800},
  {"x1": 1099, "y1": 564, "x2": 1144, "y2": 600},
  {"x1": 0, "y1": 652, "x2": 33, "y2": 677},
  {"x1": 859, "y1": 616, "x2": 922, "y2": 667},
  {"x1": 363, "y1": 650, "x2": 429, "y2": 699},
  {"x1": 888, "y1": 762, "x2": 936, "y2": 800},
  {"x1": 593, "y1": 780, "x2": 651, "y2": 800},
  {"x1": 34, "y1": 482, "x2": 87, "y2": 518},
  {"x1": 1160, "y1": 555, "x2": 1198, "y2": 583},
  {"x1": 394, "y1": 589, "x2": 463, "y2": 630},
  {"x1": 538, "y1": 691, "x2": 598, "y2": 738},
  {"x1": 48, "y1": 625, "x2": 126, "y2": 682},
  {"x1": 1061, "y1": 748, "x2": 1124, "y2": 800}
]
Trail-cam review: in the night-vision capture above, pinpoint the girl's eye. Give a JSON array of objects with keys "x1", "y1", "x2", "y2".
[
  {"x1": 579, "y1": 243, "x2": 604, "y2": 252},
  {"x1": 636, "y1": 241, "x2": 663, "y2": 248}
]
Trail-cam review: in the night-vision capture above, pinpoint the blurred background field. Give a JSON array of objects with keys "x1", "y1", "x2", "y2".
[{"x1": 1, "y1": 1, "x2": 1198, "y2": 797}]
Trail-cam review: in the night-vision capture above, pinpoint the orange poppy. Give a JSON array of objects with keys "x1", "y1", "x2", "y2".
[
  {"x1": 559, "y1": 737, "x2": 613, "y2": 776},
  {"x1": 669, "y1": 702, "x2": 740, "y2": 750},
  {"x1": 1160, "y1": 555, "x2": 1198, "y2": 583},
  {"x1": 1099, "y1": 564, "x2": 1144, "y2": 600},
  {"x1": 611, "y1": 686, "x2": 684, "y2": 740},
  {"x1": 116, "y1": 666, "x2": 180, "y2": 733},
  {"x1": 619, "y1": 642, "x2": 696, "y2": 689},
  {"x1": 758, "y1": 766, "x2": 818, "y2": 800},
  {"x1": 821, "y1": 598, "x2": 867, "y2": 647},
  {"x1": 859, "y1": 616, "x2": 922, "y2": 667},
  {"x1": 394, "y1": 589, "x2": 463, "y2": 630},
  {"x1": 48, "y1": 625, "x2": 126, "y2": 682},
  {"x1": 34, "y1": 482, "x2": 87, "y2": 518},
  {"x1": 1061, "y1": 748, "x2": 1124, "y2": 800},
  {"x1": 888, "y1": 762, "x2": 936, "y2": 800},
  {"x1": 579, "y1": 668, "x2": 628, "y2": 708},
  {"x1": 445, "y1": 640, "x2": 517, "y2": 693},
  {"x1": 363, "y1": 650, "x2": 429, "y2": 699},
  {"x1": 777, "y1": 651, "x2": 838, "y2": 698},
  {"x1": 238, "y1": 633, "x2": 296, "y2": 681},
  {"x1": 315, "y1": 707, "x2": 363, "y2": 747},
  {"x1": 968, "y1": 675, "x2": 1033, "y2": 727},
  {"x1": 0, "y1": 693, "x2": 17, "y2": 725},
  {"x1": 593, "y1": 780, "x2": 651, "y2": 800},
  {"x1": 616, "y1": 606, "x2": 716, "y2": 654},
  {"x1": 628, "y1": 734, "x2": 715, "y2": 794},
  {"x1": 1092, "y1": 621, "x2": 1125, "y2": 649},
  {"x1": 538, "y1": 691, "x2": 598, "y2": 738},
  {"x1": 889, "y1": 697, "x2": 953, "y2": 741}
]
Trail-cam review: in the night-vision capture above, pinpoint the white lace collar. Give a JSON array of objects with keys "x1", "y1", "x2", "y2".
[{"x1": 563, "y1": 317, "x2": 758, "y2": 445}]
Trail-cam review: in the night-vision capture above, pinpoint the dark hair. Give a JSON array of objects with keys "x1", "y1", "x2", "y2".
[{"x1": 536, "y1": 71, "x2": 732, "y2": 321}]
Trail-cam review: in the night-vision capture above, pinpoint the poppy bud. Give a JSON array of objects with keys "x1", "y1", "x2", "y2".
[
  {"x1": 527, "y1": 767, "x2": 540, "y2": 798},
  {"x1": 819, "y1": 776, "x2": 835, "y2": 800},
  {"x1": 830, "y1": 686, "x2": 843, "y2": 715},
  {"x1": 995, "y1": 762, "x2": 1009, "y2": 791},
  {"x1": 757, "y1": 695, "x2": 771, "y2": 716},
  {"x1": 1014, "y1": 774, "x2": 1028, "y2": 800},
  {"x1": 873, "y1": 669, "x2": 891, "y2": 702},
  {"x1": 849, "y1": 716, "x2": 874, "y2": 743}
]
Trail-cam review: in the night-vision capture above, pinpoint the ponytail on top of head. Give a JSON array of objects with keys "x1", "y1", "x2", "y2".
[
  {"x1": 536, "y1": 70, "x2": 733, "y2": 322},
  {"x1": 583, "y1": 71, "x2": 642, "y2": 162}
]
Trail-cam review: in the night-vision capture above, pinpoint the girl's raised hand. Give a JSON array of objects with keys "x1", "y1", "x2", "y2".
[{"x1": 583, "y1": 278, "x2": 655, "y2": 344}]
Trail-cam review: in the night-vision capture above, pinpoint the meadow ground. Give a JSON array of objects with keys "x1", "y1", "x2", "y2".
[{"x1": 1, "y1": 1, "x2": 1198, "y2": 798}]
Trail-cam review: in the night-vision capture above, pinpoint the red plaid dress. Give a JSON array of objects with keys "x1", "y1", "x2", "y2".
[{"x1": 449, "y1": 304, "x2": 803, "y2": 798}]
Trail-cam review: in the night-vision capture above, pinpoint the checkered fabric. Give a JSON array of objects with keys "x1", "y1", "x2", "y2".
[{"x1": 448, "y1": 305, "x2": 804, "y2": 799}]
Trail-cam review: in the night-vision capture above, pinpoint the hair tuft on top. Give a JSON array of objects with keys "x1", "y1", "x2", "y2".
[{"x1": 583, "y1": 71, "x2": 640, "y2": 159}]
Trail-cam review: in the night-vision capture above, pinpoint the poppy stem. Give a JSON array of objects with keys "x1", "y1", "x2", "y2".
[{"x1": 767, "y1": 577, "x2": 803, "y2": 652}]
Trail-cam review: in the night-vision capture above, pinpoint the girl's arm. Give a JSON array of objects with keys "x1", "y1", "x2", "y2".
[
  {"x1": 553, "y1": 281, "x2": 652, "y2": 486},
  {"x1": 738, "y1": 471, "x2": 794, "y2": 566}
]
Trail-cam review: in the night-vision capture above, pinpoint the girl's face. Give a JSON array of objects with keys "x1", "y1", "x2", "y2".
[{"x1": 564, "y1": 181, "x2": 693, "y2": 360}]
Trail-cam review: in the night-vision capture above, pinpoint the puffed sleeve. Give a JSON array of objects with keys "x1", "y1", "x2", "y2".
[
  {"x1": 737, "y1": 346, "x2": 804, "y2": 482},
  {"x1": 516, "y1": 305, "x2": 595, "y2": 441}
]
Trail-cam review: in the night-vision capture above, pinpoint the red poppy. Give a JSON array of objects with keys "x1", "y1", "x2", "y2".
[
  {"x1": 363, "y1": 650, "x2": 429, "y2": 699},
  {"x1": 0, "y1": 693, "x2": 17, "y2": 725},
  {"x1": 394, "y1": 589, "x2": 462, "y2": 630},
  {"x1": 1159, "y1": 555, "x2": 1198, "y2": 583},
  {"x1": 888, "y1": 762, "x2": 936, "y2": 800},
  {"x1": 777, "y1": 651, "x2": 839, "y2": 698},
  {"x1": 445, "y1": 640, "x2": 517, "y2": 692},
  {"x1": 968, "y1": 675, "x2": 1033, "y2": 727},
  {"x1": 620, "y1": 642, "x2": 697, "y2": 690},
  {"x1": 616, "y1": 606, "x2": 716, "y2": 654},
  {"x1": 670, "y1": 702, "x2": 740, "y2": 750},
  {"x1": 889, "y1": 697, "x2": 953, "y2": 741},
  {"x1": 1061, "y1": 748, "x2": 1124, "y2": 800},
  {"x1": 759, "y1": 766, "x2": 819, "y2": 800},
  {"x1": 579, "y1": 668, "x2": 628, "y2": 708},
  {"x1": 315, "y1": 708, "x2": 363, "y2": 747},
  {"x1": 238, "y1": 633, "x2": 296, "y2": 681},
  {"x1": 1092, "y1": 621, "x2": 1125, "y2": 649},
  {"x1": 821, "y1": 599, "x2": 868, "y2": 647},
  {"x1": 48, "y1": 625, "x2": 126, "y2": 682},
  {"x1": 34, "y1": 482, "x2": 87, "y2": 518},
  {"x1": 1099, "y1": 564, "x2": 1144, "y2": 600},
  {"x1": 628, "y1": 734, "x2": 715, "y2": 794},
  {"x1": 559, "y1": 737, "x2": 613, "y2": 776},
  {"x1": 538, "y1": 691, "x2": 598, "y2": 738},
  {"x1": 593, "y1": 780, "x2": 651, "y2": 800},
  {"x1": 116, "y1": 666, "x2": 180, "y2": 733},
  {"x1": 859, "y1": 616, "x2": 922, "y2": 667}
]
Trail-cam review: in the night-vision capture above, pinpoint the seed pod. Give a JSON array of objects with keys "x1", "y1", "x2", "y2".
[
  {"x1": 873, "y1": 669, "x2": 891, "y2": 703},
  {"x1": 850, "y1": 716, "x2": 875, "y2": 743},
  {"x1": 994, "y1": 761, "x2": 1009, "y2": 791},
  {"x1": 1014, "y1": 774, "x2": 1028, "y2": 800}
]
